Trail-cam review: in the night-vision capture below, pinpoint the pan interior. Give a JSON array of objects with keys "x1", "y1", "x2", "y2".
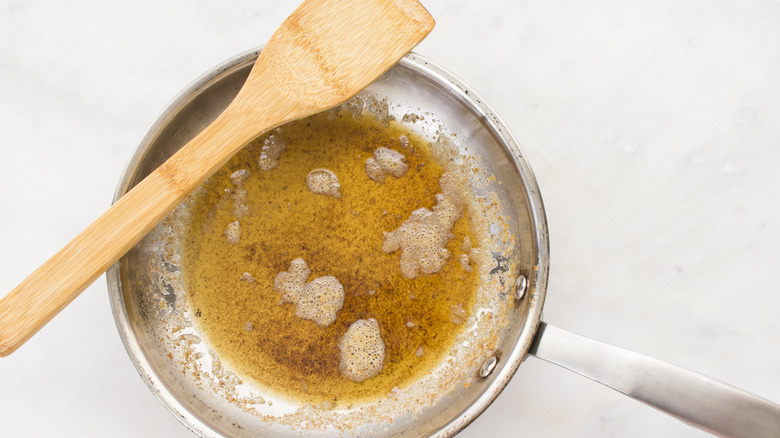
[{"x1": 109, "y1": 50, "x2": 548, "y2": 437}]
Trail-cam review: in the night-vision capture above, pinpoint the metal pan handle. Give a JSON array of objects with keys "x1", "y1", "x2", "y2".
[{"x1": 529, "y1": 321, "x2": 780, "y2": 438}]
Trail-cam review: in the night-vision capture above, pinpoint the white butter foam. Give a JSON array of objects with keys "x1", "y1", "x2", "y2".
[
  {"x1": 306, "y1": 168, "x2": 342, "y2": 198},
  {"x1": 365, "y1": 147, "x2": 408, "y2": 182},
  {"x1": 273, "y1": 258, "x2": 345, "y2": 327},
  {"x1": 382, "y1": 173, "x2": 464, "y2": 278},
  {"x1": 224, "y1": 220, "x2": 241, "y2": 244},
  {"x1": 258, "y1": 134, "x2": 286, "y2": 170},
  {"x1": 338, "y1": 318, "x2": 385, "y2": 383}
]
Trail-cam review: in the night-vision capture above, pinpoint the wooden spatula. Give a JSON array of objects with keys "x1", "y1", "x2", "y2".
[{"x1": 0, "y1": 0, "x2": 434, "y2": 356}]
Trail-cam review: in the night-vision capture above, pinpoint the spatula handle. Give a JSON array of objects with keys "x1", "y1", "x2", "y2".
[
  {"x1": 0, "y1": 0, "x2": 435, "y2": 358},
  {"x1": 0, "y1": 108, "x2": 266, "y2": 356}
]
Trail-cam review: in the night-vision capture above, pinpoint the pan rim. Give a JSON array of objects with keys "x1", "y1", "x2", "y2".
[{"x1": 107, "y1": 47, "x2": 550, "y2": 437}]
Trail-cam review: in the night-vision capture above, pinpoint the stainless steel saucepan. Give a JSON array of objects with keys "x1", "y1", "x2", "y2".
[{"x1": 108, "y1": 48, "x2": 780, "y2": 437}]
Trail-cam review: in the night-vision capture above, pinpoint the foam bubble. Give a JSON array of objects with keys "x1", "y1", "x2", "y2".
[
  {"x1": 382, "y1": 173, "x2": 464, "y2": 278},
  {"x1": 365, "y1": 147, "x2": 408, "y2": 182},
  {"x1": 365, "y1": 96, "x2": 392, "y2": 126},
  {"x1": 224, "y1": 220, "x2": 241, "y2": 244},
  {"x1": 374, "y1": 148, "x2": 409, "y2": 177},
  {"x1": 230, "y1": 169, "x2": 251, "y2": 185},
  {"x1": 231, "y1": 188, "x2": 251, "y2": 219},
  {"x1": 232, "y1": 188, "x2": 247, "y2": 201},
  {"x1": 462, "y1": 236, "x2": 473, "y2": 252},
  {"x1": 365, "y1": 158, "x2": 385, "y2": 182},
  {"x1": 450, "y1": 303, "x2": 467, "y2": 325},
  {"x1": 306, "y1": 168, "x2": 342, "y2": 198},
  {"x1": 228, "y1": 169, "x2": 253, "y2": 219},
  {"x1": 258, "y1": 134, "x2": 286, "y2": 170},
  {"x1": 458, "y1": 253, "x2": 473, "y2": 272},
  {"x1": 294, "y1": 276, "x2": 344, "y2": 325},
  {"x1": 338, "y1": 318, "x2": 385, "y2": 383},
  {"x1": 343, "y1": 96, "x2": 364, "y2": 119},
  {"x1": 273, "y1": 258, "x2": 345, "y2": 327},
  {"x1": 459, "y1": 236, "x2": 475, "y2": 271}
]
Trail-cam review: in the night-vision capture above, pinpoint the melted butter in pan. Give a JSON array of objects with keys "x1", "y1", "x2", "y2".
[{"x1": 182, "y1": 108, "x2": 480, "y2": 405}]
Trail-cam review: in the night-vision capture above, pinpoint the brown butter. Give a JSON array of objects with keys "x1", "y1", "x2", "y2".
[{"x1": 182, "y1": 109, "x2": 478, "y2": 405}]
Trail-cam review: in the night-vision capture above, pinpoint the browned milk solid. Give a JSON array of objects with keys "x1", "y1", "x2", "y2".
[{"x1": 182, "y1": 108, "x2": 480, "y2": 405}]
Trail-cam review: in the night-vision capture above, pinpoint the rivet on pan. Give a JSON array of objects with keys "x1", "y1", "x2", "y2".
[
  {"x1": 479, "y1": 355, "x2": 498, "y2": 378},
  {"x1": 514, "y1": 275, "x2": 527, "y2": 300}
]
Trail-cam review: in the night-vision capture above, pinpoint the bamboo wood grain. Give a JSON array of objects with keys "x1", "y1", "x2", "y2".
[{"x1": 0, "y1": 0, "x2": 434, "y2": 356}]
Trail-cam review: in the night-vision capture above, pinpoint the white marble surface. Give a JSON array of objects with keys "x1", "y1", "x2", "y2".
[{"x1": 1, "y1": 0, "x2": 779, "y2": 436}]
